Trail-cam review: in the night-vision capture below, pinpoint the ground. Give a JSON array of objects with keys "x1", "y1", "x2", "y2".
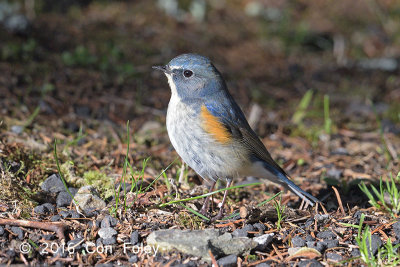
[{"x1": 0, "y1": 0, "x2": 400, "y2": 266}]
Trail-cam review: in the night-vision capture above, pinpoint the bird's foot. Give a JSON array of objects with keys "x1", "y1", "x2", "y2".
[{"x1": 210, "y1": 208, "x2": 225, "y2": 222}]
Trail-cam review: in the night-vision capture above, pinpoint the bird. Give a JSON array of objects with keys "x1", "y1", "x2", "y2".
[{"x1": 153, "y1": 54, "x2": 319, "y2": 219}]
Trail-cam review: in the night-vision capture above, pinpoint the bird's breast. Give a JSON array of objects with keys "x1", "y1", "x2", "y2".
[{"x1": 166, "y1": 97, "x2": 250, "y2": 180}]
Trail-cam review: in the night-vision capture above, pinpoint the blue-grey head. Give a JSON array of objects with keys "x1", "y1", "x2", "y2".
[{"x1": 153, "y1": 54, "x2": 225, "y2": 99}]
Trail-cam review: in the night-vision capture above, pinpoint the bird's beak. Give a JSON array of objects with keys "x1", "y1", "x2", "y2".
[{"x1": 152, "y1": 65, "x2": 172, "y2": 74}]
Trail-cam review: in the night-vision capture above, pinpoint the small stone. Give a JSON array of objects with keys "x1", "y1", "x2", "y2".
[
  {"x1": 305, "y1": 219, "x2": 314, "y2": 228},
  {"x1": 42, "y1": 234, "x2": 56, "y2": 240},
  {"x1": 253, "y1": 233, "x2": 274, "y2": 251},
  {"x1": 102, "y1": 237, "x2": 116, "y2": 245},
  {"x1": 314, "y1": 214, "x2": 330, "y2": 223},
  {"x1": 98, "y1": 228, "x2": 117, "y2": 239},
  {"x1": 291, "y1": 236, "x2": 306, "y2": 247},
  {"x1": 232, "y1": 225, "x2": 254, "y2": 238},
  {"x1": 11, "y1": 227, "x2": 23, "y2": 240},
  {"x1": 217, "y1": 254, "x2": 237, "y2": 267},
  {"x1": 393, "y1": 221, "x2": 400, "y2": 239},
  {"x1": 6, "y1": 249, "x2": 16, "y2": 258},
  {"x1": 305, "y1": 235, "x2": 314, "y2": 242},
  {"x1": 326, "y1": 168, "x2": 342, "y2": 179},
  {"x1": 239, "y1": 206, "x2": 248, "y2": 218},
  {"x1": 34, "y1": 203, "x2": 55, "y2": 215},
  {"x1": 306, "y1": 241, "x2": 326, "y2": 253},
  {"x1": 11, "y1": 125, "x2": 23, "y2": 134},
  {"x1": 101, "y1": 215, "x2": 118, "y2": 228},
  {"x1": 43, "y1": 203, "x2": 55, "y2": 213},
  {"x1": 317, "y1": 230, "x2": 336, "y2": 240},
  {"x1": 130, "y1": 231, "x2": 140, "y2": 245},
  {"x1": 41, "y1": 174, "x2": 66, "y2": 193},
  {"x1": 129, "y1": 255, "x2": 138, "y2": 263},
  {"x1": 210, "y1": 232, "x2": 257, "y2": 257},
  {"x1": 59, "y1": 210, "x2": 71, "y2": 218},
  {"x1": 232, "y1": 228, "x2": 249, "y2": 238},
  {"x1": 366, "y1": 234, "x2": 382, "y2": 256},
  {"x1": 298, "y1": 259, "x2": 323, "y2": 267},
  {"x1": 322, "y1": 239, "x2": 339, "y2": 249},
  {"x1": 351, "y1": 248, "x2": 360, "y2": 257},
  {"x1": 326, "y1": 252, "x2": 343, "y2": 262},
  {"x1": 253, "y1": 223, "x2": 266, "y2": 232},
  {"x1": 74, "y1": 186, "x2": 106, "y2": 211},
  {"x1": 255, "y1": 263, "x2": 271, "y2": 267},
  {"x1": 34, "y1": 205, "x2": 46, "y2": 214},
  {"x1": 0, "y1": 226, "x2": 4, "y2": 235},
  {"x1": 69, "y1": 210, "x2": 80, "y2": 218},
  {"x1": 56, "y1": 189, "x2": 78, "y2": 207},
  {"x1": 83, "y1": 208, "x2": 98, "y2": 217}
]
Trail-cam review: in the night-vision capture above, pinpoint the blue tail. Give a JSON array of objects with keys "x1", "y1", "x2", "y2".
[{"x1": 262, "y1": 161, "x2": 319, "y2": 206}]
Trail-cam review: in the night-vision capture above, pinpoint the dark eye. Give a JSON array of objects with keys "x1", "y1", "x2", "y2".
[{"x1": 183, "y1": 70, "x2": 193, "y2": 78}]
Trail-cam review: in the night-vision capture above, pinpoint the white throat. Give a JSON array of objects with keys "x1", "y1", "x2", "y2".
[{"x1": 166, "y1": 74, "x2": 179, "y2": 99}]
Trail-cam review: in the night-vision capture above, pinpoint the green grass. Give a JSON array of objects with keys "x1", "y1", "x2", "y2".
[
  {"x1": 359, "y1": 172, "x2": 400, "y2": 218},
  {"x1": 273, "y1": 195, "x2": 286, "y2": 230}
]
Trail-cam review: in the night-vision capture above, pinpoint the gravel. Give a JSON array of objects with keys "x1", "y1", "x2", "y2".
[
  {"x1": 292, "y1": 236, "x2": 306, "y2": 247},
  {"x1": 217, "y1": 254, "x2": 237, "y2": 267}
]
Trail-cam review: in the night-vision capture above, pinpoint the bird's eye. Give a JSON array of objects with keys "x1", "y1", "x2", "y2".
[{"x1": 183, "y1": 70, "x2": 193, "y2": 78}]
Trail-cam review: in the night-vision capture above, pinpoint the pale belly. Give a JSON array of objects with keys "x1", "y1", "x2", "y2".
[{"x1": 166, "y1": 97, "x2": 249, "y2": 181}]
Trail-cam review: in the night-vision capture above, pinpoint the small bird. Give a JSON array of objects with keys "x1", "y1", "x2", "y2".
[{"x1": 153, "y1": 54, "x2": 319, "y2": 219}]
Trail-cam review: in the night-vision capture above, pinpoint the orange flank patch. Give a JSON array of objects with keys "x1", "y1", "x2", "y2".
[{"x1": 201, "y1": 105, "x2": 232, "y2": 144}]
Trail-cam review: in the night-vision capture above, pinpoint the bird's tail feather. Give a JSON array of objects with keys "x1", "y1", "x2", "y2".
[
  {"x1": 260, "y1": 160, "x2": 319, "y2": 206},
  {"x1": 276, "y1": 172, "x2": 319, "y2": 206}
]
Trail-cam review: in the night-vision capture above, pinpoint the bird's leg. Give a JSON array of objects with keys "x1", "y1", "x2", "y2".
[
  {"x1": 200, "y1": 180, "x2": 217, "y2": 215},
  {"x1": 213, "y1": 178, "x2": 232, "y2": 221}
]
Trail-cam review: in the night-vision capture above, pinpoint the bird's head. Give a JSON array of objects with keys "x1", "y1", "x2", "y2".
[{"x1": 153, "y1": 54, "x2": 224, "y2": 100}]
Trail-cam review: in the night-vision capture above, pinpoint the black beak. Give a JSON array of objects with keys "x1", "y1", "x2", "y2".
[{"x1": 152, "y1": 65, "x2": 171, "y2": 74}]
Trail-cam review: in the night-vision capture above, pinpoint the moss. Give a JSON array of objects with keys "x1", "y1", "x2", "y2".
[{"x1": 83, "y1": 170, "x2": 114, "y2": 199}]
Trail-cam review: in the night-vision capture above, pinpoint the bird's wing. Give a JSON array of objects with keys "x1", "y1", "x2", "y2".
[
  {"x1": 204, "y1": 98, "x2": 319, "y2": 205},
  {"x1": 203, "y1": 99, "x2": 285, "y2": 174}
]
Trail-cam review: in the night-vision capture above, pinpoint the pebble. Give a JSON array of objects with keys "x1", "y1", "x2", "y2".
[
  {"x1": 393, "y1": 221, "x2": 400, "y2": 239},
  {"x1": 50, "y1": 215, "x2": 61, "y2": 222},
  {"x1": 34, "y1": 203, "x2": 55, "y2": 215},
  {"x1": 56, "y1": 188, "x2": 78, "y2": 207},
  {"x1": 305, "y1": 219, "x2": 314, "y2": 228},
  {"x1": 232, "y1": 224, "x2": 254, "y2": 238},
  {"x1": 366, "y1": 234, "x2": 382, "y2": 256},
  {"x1": 101, "y1": 215, "x2": 118, "y2": 228},
  {"x1": 291, "y1": 236, "x2": 306, "y2": 247},
  {"x1": 316, "y1": 230, "x2": 336, "y2": 240},
  {"x1": 217, "y1": 254, "x2": 237, "y2": 267},
  {"x1": 314, "y1": 214, "x2": 330, "y2": 224},
  {"x1": 129, "y1": 255, "x2": 138, "y2": 263},
  {"x1": 98, "y1": 228, "x2": 117, "y2": 239},
  {"x1": 326, "y1": 168, "x2": 342, "y2": 179},
  {"x1": 253, "y1": 233, "x2": 274, "y2": 251},
  {"x1": 253, "y1": 223, "x2": 266, "y2": 232},
  {"x1": 326, "y1": 252, "x2": 343, "y2": 262},
  {"x1": 255, "y1": 263, "x2": 271, "y2": 267},
  {"x1": 298, "y1": 259, "x2": 323, "y2": 267},
  {"x1": 305, "y1": 235, "x2": 315, "y2": 242},
  {"x1": 11, "y1": 125, "x2": 23, "y2": 134},
  {"x1": 42, "y1": 234, "x2": 56, "y2": 240},
  {"x1": 11, "y1": 227, "x2": 24, "y2": 240},
  {"x1": 322, "y1": 239, "x2": 339, "y2": 248},
  {"x1": 0, "y1": 226, "x2": 4, "y2": 235},
  {"x1": 41, "y1": 174, "x2": 66, "y2": 193},
  {"x1": 306, "y1": 241, "x2": 326, "y2": 253},
  {"x1": 102, "y1": 237, "x2": 116, "y2": 245},
  {"x1": 130, "y1": 231, "x2": 140, "y2": 245}
]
